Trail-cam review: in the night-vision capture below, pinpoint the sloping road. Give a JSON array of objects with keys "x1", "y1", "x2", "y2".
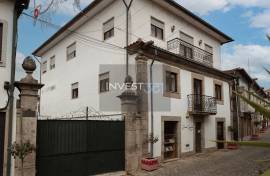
[{"x1": 140, "y1": 131, "x2": 270, "y2": 176}]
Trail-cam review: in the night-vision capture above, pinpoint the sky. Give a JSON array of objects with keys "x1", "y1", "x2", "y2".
[{"x1": 16, "y1": 0, "x2": 270, "y2": 88}]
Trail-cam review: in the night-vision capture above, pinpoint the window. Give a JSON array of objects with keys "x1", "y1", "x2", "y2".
[
  {"x1": 50, "y1": 56, "x2": 55, "y2": 70},
  {"x1": 99, "y1": 72, "x2": 109, "y2": 93},
  {"x1": 163, "y1": 65, "x2": 180, "y2": 99},
  {"x1": 103, "y1": 18, "x2": 114, "y2": 40},
  {"x1": 0, "y1": 23, "x2": 3, "y2": 62},
  {"x1": 215, "y1": 84, "x2": 222, "y2": 101},
  {"x1": 42, "y1": 61, "x2": 47, "y2": 74},
  {"x1": 166, "y1": 71, "x2": 177, "y2": 93},
  {"x1": 71, "y1": 82, "x2": 79, "y2": 99},
  {"x1": 180, "y1": 32, "x2": 194, "y2": 59},
  {"x1": 67, "y1": 42, "x2": 76, "y2": 60},
  {"x1": 151, "y1": 17, "x2": 164, "y2": 40}
]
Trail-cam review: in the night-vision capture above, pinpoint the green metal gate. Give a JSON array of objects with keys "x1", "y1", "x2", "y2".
[{"x1": 37, "y1": 120, "x2": 125, "y2": 176}]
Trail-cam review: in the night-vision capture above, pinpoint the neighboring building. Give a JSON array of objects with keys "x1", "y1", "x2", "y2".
[
  {"x1": 33, "y1": 0, "x2": 234, "y2": 161},
  {"x1": 225, "y1": 68, "x2": 269, "y2": 141},
  {"x1": 0, "y1": 0, "x2": 29, "y2": 176}
]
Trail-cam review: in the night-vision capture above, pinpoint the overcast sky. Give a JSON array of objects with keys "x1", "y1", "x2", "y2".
[{"x1": 16, "y1": 0, "x2": 270, "y2": 88}]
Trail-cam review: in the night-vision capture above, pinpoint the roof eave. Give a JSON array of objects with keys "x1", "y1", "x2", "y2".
[{"x1": 164, "y1": 0, "x2": 234, "y2": 44}]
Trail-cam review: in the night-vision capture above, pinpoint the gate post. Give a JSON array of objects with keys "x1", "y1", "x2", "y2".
[
  {"x1": 14, "y1": 57, "x2": 43, "y2": 176},
  {"x1": 118, "y1": 76, "x2": 141, "y2": 174}
]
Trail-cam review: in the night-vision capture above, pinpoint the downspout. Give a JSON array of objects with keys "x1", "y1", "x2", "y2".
[
  {"x1": 234, "y1": 75, "x2": 240, "y2": 141},
  {"x1": 6, "y1": 6, "x2": 19, "y2": 176},
  {"x1": 150, "y1": 49, "x2": 157, "y2": 158},
  {"x1": 121, "y1": 0, "x2": 133, "y2": 78}
]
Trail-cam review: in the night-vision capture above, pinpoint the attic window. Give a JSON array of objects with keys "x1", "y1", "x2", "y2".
[{"x1": 103, "y1": 18, "x2": 114, "y2": 40}]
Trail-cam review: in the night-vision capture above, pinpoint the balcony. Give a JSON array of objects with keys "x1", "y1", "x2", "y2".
[
  {"x1": 187, "y1": 94, "x2": 217, "y2": 115},
  {"x1": 167, "y1": 38, "x2": 213, "y2": 67}
]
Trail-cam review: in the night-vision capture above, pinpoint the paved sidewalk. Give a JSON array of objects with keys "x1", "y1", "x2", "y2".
[{"x1": 138, "y1": 131, "x2": 270, "y2": 176}]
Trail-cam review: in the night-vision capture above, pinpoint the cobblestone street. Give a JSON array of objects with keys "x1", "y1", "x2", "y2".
[{"x1": 140, "y1": 131, "x2": 270, "y2": 176}]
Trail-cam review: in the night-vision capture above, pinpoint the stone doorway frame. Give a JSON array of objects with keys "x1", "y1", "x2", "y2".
[{"x1": 161, "y1": 116, "x2": 181, "y2": 161}]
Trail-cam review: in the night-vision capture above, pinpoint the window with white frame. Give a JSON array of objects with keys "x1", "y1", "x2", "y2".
[
  {"x1": 50, "y1": 56, "x2": 55, "y2": 70},
  {"x1": 67, "y1": 42, "x2": 76, "y2": 60},
  {"x1": 151, "y1": 17, "x2": 164, "y2": 40},
  {"x1": 99, "y1": 72, "x2": 109, "y2": 93},
  {"x1": 42, "y1": 61, "x2": 47, "y2": 74},
  {"x1": 71, "y1": 82, "x2": 79, "y2": 99},
  {"x1": 103, "y1": 18, "x2": 114, "y2": 40}
]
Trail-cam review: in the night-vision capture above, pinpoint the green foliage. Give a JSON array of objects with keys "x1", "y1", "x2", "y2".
[
  {"x1": 9, "y1": 141, "x2": 35, "y2": 161},
  {"x1": 234, "y1": 91, "x2": 270, "y2": 118},
  {"x1": 215, "y1": 140, "x2": 270, "y2": 148},
  {"x1": 148, "y1": 133, "x2": 159, "y2": 144},
  {"x1": 261, "y1": 169, "x2": 270, "y2": 176}
]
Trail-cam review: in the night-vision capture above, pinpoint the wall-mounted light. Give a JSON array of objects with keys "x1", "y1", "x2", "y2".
[
  {"x1": 199, "y1": 40, "x2": 203, "y2": 46},
  {"x1": 171, "y1": 25, "x2": 175, "y2": 33}
]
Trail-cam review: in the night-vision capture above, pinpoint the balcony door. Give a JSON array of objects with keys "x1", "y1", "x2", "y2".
[
  {"x1": 180, "y1": 32, "x2": 194, "y2": 59},
  {"x1": 193, "y1": 79, "x2": 203, "y2": 111}
]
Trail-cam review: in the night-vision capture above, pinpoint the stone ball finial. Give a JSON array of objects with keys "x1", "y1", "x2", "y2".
[
  {"x1": 22, "y1": 56, "x2": 36, "y2": 74},
  {"x1": 124, "y1": 75, "x2": 133, "y2": 89}
]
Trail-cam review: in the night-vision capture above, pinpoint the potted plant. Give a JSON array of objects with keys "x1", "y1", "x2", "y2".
[
  {"x1": 141, "y1": 133, "x2": 159, "y2": 171},
  {"x1": 9, "y1": 141, "x2": 35, "y2": 176},
  {"x1": 227, "y1": 141, "x2": 238, "y2": 150},
  {"x1": 227, "y1": 126, "x2": 238, "y2": 149}
]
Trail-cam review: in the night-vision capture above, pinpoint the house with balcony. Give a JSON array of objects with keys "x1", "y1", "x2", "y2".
[
  {"x1": 225, "y1": 68, "x2": 269, "y2": 141},
  {"x1": 0, "y1": 0, "x2": 30, "y2": 176},
  {"x1": 33, "y1": 0, "x2": 234, "y2": 162}
]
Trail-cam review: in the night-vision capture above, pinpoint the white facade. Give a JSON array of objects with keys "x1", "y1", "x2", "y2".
[
  {"x1": 0, "y1": 0, "x2": 14, "y2": 109},
  {"x1": 37, "y1": 0, "x2": 232, "y2": 158}
]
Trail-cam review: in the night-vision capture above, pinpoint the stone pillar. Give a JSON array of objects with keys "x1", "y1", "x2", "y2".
[
  {"x1": 135, "y1": 55, "x2": 149, "y2": 157},
  {"x1": 14, "y1": 56, "x2": 43, "y2": 176}
]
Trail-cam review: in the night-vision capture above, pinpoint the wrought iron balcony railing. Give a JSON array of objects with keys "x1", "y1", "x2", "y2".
[
  {"x1": 167, "y1": 38, "x2": 213, "y2": 67},
  {"x1": 187, "y1": 94, "x2": 217, "y2": 115}
]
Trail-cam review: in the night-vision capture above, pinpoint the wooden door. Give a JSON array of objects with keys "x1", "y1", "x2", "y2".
[
  {"x1": 195, "y1": 122, "x2": 202, "y2": 153},
  {"x1": 217, "y1": 122, "x2": 224, "y2": 149},
  {"x1": 0, "y1": 112, "x2": 5, "y2": 176}
]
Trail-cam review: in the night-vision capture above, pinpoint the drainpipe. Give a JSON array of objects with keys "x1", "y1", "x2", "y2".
[
  {"x1": 234, "y1": 75, "x2": 240, "y2": 141},
  {"x1": 6, "y1": 6, "x2": 19, "y2": 176},
  {"x1": 150, "y1": 49, "x2": 157, "y2": 158},
  {"x1": 121, "y1": 0, "x2": 133, "y2": 78}
]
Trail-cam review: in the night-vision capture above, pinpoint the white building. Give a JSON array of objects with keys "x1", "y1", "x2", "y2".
[
  {"x1": 0, "y1": 0, "x2": 29, "y2": 176},
  {"x1": 33, "y1": 0, "x2": 234, "y2": 161}
]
